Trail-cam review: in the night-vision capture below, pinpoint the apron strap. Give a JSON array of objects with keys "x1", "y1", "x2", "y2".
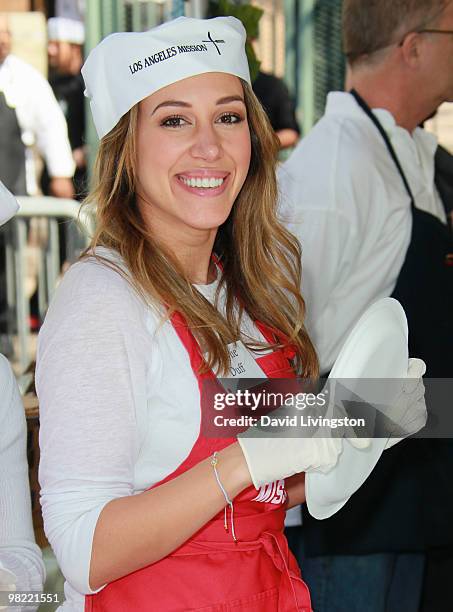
[
  {"x1": 255, "y1": 321, "x2": 297, "y2": 361},
  {"x1": 350, "y1": 89, "x2": 416, "y2": 208}
]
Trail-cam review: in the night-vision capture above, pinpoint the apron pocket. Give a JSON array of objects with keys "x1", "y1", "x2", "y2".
[{"x1": 191, "y1": 586, "x2": 279, "y2": 611}]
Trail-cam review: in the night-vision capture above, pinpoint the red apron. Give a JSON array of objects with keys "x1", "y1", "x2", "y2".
[{"x1": 85, "y1": 313, "x2": 312, "y2": 611}]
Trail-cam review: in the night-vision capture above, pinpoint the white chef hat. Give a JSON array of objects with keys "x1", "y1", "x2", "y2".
[
  {"x1": 48, "y1": 17, "x2": 85, "y2": 45},
  {"x1": 0, "y1": 181, "x2": 19, "y2": 227},
  {"x1": 82, "y1": 16, "x2": 251, "y2": 140}
]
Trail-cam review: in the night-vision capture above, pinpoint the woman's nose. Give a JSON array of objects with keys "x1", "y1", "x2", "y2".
[{"x1": 190, "y1": 125, "x2": 222, "y2": 162}]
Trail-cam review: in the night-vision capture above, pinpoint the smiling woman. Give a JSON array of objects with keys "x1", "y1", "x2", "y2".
[
  {"x1": 135, "y1": 73, "x2": 251, "y2": 249},
  {"x1": 36, "y1": 16, "x2": 320, "y2": 612}
]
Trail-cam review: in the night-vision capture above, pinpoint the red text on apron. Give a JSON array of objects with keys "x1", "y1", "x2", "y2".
[{"x1": 85, "y1": 314, "x2": 312, "y2": 611}]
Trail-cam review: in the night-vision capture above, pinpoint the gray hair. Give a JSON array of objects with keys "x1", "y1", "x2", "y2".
[{"x1": 343, "y1": 0, "x2": 450, "y2": 65}]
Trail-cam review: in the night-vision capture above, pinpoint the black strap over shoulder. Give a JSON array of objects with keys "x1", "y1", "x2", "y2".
[{"x1": 350, "y1": 89, "x2": 416, "y2": 208}]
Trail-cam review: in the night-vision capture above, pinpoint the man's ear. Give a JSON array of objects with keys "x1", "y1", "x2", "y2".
[{"x1": 400, "y1": 31, "x2": 423, "y2": 68}]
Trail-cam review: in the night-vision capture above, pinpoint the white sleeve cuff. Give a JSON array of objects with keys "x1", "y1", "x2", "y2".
[{"x1": 42, "y1": 495, "x2": 109, "y2": 596}]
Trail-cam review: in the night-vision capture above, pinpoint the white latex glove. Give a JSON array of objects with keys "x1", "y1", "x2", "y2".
[
  {"x1": 384, "y1": 358, "x2": 427, "y2": 450},
  {"x1": 237, "y1": 432, "x2": 343, "y2": 489},
  {"x1": 237, "y1": 394, "x2": 369, "y2": 489}
]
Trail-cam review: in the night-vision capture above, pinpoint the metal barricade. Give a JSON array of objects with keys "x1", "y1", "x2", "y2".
[{"x1": 1, "y1": 196, "x2": 94, "y2": 374}]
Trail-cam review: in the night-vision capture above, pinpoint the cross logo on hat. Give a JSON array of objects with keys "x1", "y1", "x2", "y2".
[{"x1": 202, "y1": 31, "x2": 225, "y2": 55}]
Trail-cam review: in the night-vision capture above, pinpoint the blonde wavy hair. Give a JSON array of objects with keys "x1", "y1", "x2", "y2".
[{"x1": 83, "y1": 80, "x2": 318, "y2": 377}]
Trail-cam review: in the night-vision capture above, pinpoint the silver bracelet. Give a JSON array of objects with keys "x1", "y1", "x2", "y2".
[{"x1": 211, "y1": 451, "x2": 237, "y2": 542}]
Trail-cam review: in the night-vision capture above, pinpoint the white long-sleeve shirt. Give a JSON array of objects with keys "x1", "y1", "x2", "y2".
[
  {"x1": 0, "y1": 54, "x2": 75, "y2": 194},
  {"x1": 0, "y1": 354, "x2": 45, "y2": 610},
  {"x1": 278, "y1": 91, "x2": 446, "y2": 373},
  {"x1": 36, "y1": 250, "x2": 270, "y2": 611}
]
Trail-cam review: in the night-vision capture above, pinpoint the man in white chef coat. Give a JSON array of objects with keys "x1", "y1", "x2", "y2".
[
  {"x1": 279, "y1": 0, "x2": 453, "y2": 610},
  {"x1": 0, "y1": 14, "x2": 74, "y2": 197}
]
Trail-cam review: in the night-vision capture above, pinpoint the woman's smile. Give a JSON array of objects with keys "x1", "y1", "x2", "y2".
[{"x1": 176, "y1": 170, "x2": 230, "y2": 196}]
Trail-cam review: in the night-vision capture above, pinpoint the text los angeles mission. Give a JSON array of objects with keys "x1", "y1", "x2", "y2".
[{"x1": 129, "y1": 44, "x2": 208, "y2": 75}]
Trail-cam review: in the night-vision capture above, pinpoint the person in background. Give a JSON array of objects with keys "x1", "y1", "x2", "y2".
[
  {"x1": 0, "y1": 13, "x2": 75, "y2": 335},
  {"x1": 253, "y1": 70, "x2": 300, "y2": 150},
  {"x1": 208, "y1": 0, "x2": 300, "y2": 151},
  {"x1": 0, "y1": 180, "x2": 45, "y2": 609},
  {"x1": 45, "y1": 17, "x2": 86, "y2": 200},
  {"x1": 278, "y1": 0, "x2": 453, "y2": 610},
  {"x1": 0, "y1": 14, "x2": 74, "y2": 198}
]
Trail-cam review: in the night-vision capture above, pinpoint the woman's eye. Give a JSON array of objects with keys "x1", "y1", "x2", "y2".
[
  {"x1": 217, "y1": 113, "x2": 242, "y2": 125},
  {"x1": 161, "y1": 115, "x2": 187, "y2": 128}
]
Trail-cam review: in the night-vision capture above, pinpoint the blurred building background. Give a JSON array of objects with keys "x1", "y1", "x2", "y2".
[{"x1": 3, "y1": 0, "x2": 452, "y2": 158}]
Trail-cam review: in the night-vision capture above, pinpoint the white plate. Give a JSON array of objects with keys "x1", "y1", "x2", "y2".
[{"x1": 305, "y1": 298, "x2": 408, "y2": 519}]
